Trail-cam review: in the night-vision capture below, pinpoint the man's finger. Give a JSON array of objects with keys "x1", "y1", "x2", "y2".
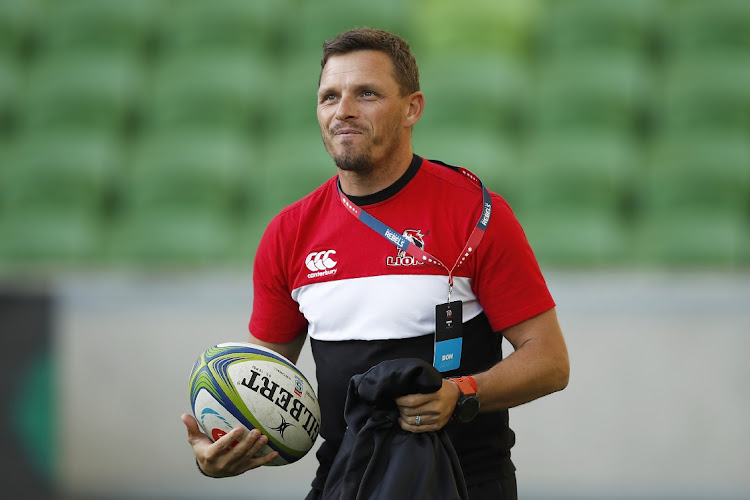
[
  {"x1": 182, "y1": 413, "x2": 206, "y2": 443},
  {"x1": 247, "y1": 432, "x2": 270, "y2": 458},
  {"x1": 214, "y1": 426, "x2": 247, "y2": 452},
  {"x1": 398, "y1": 416, "x2": 433, "y2": 433},
  {"x1": 395, "y1": 392, "x2": 432, "y2": 407},
  {"x1": 252, "y1": 449, "x2": 279, "y2": 467}
]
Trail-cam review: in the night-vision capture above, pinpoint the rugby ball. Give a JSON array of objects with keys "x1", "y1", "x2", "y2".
[{"x1": 188, "y1": 342, "x2": 321, "y2": 466}]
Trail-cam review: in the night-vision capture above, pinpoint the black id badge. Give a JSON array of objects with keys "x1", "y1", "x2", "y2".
[{"x1": 433, "y1": 301, "x2": 463, "y2": 372}]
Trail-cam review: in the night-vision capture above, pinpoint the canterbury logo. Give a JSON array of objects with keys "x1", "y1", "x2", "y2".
[{"x1": 305, "y1": 250, "x2": 338, "y2": 274}]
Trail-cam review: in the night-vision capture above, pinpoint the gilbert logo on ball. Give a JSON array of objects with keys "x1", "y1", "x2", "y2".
[{"x1": 188, "y1": 342, "x2": 321, "y2": 466}]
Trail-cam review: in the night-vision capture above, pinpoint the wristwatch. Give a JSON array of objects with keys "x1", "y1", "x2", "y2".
[{"x1": 448, "y1": 376, "x2": 480, "y2": 423}]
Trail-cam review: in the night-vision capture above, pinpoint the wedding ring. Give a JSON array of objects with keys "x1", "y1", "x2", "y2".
[{"x1": 415, "y1": 414, "x2": 421, "y2": 426}]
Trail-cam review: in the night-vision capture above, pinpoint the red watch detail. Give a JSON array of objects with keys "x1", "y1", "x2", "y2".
[{"x1": 449, "y1": 376, "x2": 477, "y2": 395}]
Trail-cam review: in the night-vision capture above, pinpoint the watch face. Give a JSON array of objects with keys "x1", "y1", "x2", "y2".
[{"x1": 456, "y1": 395, "x2": 480, "y2": 423}]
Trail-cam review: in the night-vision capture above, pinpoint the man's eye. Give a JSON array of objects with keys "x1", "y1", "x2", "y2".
[{"x1": 363, "y1": 91, "x2": 375, "y2": 97}]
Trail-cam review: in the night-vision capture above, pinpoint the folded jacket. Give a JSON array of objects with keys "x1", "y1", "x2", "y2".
[{"x1": 320, "y1": 358, "x2": 469, "y2": 500}]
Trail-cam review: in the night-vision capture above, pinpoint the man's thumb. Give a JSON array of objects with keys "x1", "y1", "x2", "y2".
[{"x1": 181, "y1": 413, "x2": 204, "y2": 441}]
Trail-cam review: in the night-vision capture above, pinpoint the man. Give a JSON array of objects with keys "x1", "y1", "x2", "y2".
[{"x1": 182, "y1": 27, "x2": 569, "y2": 499}]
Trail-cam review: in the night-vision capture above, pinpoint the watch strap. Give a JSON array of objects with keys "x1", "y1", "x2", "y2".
[{"x1": 449, "y1": 376, "x2": 477, "y2": 395}]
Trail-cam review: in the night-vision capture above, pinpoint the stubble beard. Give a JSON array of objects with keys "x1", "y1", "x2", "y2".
[
  {"x1": 322, "y1": 133, "x2": 376, "y2": 173},
  {"x1": 323, "y1": 119, "x2": 402, "y2": 174},
  {"x1": 331, "y1": 144, "x2": 374, "y2": 172}
]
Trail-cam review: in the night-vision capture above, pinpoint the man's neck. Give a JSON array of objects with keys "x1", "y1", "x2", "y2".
[{"x1": 337, "y1": 148, "x2": 414, "y2": 197}]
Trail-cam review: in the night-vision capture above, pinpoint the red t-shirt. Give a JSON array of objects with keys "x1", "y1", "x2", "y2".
[{"x1": 250, "y1": 156, "x2": 553, "y2": 342}]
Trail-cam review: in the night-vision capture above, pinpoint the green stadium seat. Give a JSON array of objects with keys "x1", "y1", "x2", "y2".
[
  {"x1": 120, "y1": 130, "x2": 253, "y2": 214},
  {"x1": 634, "y1": 134, "x2": 750, "y2": 267},
  {"x1": 634, "y1": 209, "x2": 748, "y2": 268},
  {"x1": 517, "y1": 132, "x2": 639, "y2": 214},
  {"x1": 143, "y1": 52, "x2": 273, "y2": 134},
  {"x1": 0, "y1": 0, "x2": 37, "y2": 58},
  {"x1": 525, "y1": 54, "x2": 652, "y2": 137},
  {"x1": 418, "y1": 55, "x2": 526, "y2": 135},
  {"x1": 34, "y1": 0, "x2": 158, "y2": 56},
  {"x1": 410, "y1": 0, "x2": 537, "y2": 57},
  {"x1": 256, "y1": 134, "x2": 334, "y2": 215},
  {"x1": 640, "y1": 134, "x2": 750, "y2": 213},
  {"x1": 157, "y1": 0, "x2": 277, "y2": 57},
  {"x1": 20, "y1": 52, "x2": 144, "y2": 134},
  {"x1": 655, "y1": 59, "x2": 750, "y2": 137},
  {"x1": 274, "y1": 54, "x2": 324, "y2": 135},
  {"x1": 290, "y1": 0, "x2": 412, "y2": 54},
  {"x1": 533, "y1": 0, "x2": 657, "y2": 60},
  {"x1": 518, "y1": 208, "x2": 630, "y2": 268},
  {"x1": 663, "y1": 0, "x2": 750, "y2": 62},
  {"x1": 0, "y1": 209, "x2": 102, "y2": 263},
  {"x1": 0, "y1": 131, "x2": 120, "y2": 214},
  {"x1": 105, "y1": 207, "x2": 237, "y2": 264},
  {"x1": 0, "y1": 55, "x2": 20, "y2": 135}
]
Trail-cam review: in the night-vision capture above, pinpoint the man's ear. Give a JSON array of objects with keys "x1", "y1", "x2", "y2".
[{"x1": 404, "y1": 91, "x2": 425, "y2": 127}]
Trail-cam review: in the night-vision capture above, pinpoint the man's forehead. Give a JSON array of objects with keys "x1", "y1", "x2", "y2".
[{"x1": 319, "y1": 50, "x2": 397, "y2": 86}]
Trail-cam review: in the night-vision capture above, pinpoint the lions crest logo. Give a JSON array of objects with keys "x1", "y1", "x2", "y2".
[{"x1": 387, "y1": 229, "x2": 428, "y2": 266}]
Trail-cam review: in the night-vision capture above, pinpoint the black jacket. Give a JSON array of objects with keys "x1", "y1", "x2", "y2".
[{"x1": 319, "y1": 358, "x2": 469, "y2": 500}]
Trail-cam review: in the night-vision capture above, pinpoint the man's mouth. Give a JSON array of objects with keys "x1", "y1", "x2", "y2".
[{"x1": 334, "y1": 128, "x2": 363, "y2": 136}]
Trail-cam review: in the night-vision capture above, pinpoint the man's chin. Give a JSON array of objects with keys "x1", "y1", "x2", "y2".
[{"x1": 333, "y1": 153, "x2": 372, "y2": 172}]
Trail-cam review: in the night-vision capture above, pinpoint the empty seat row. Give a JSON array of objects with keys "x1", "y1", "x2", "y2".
[
  {"x1": 3, "y1": 0, "x2": 749, "y2": 62},
  {"x1": 3, "y1": 51, "x2": 749, "y2": 142}
]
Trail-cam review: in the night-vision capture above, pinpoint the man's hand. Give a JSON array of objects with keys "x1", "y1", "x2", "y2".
[
  {"x1": 181, "y1": 413, "x2": 279, "y2": 477},
  {"x1": 395, "y1": 379, "x2": 460, "y2": 433}
]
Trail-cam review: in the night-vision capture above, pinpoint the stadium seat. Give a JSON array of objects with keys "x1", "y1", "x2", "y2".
[
  {"x1": 34, "y1": 0, "x2": 158, "y2": 56},
  {"x1": 525, "y1": 54, "x2": 652, "y2": 138},
  {"x1": 20, "y1": 52, "x2": 144, "y2": 134},
  {"x1": 0, "y1": 131, "x2": 120, "y2": 214},
  {"x1": 517, "y1": 132, "x2": 639, "y2": 215},
  {"x1": 634, "y1": 133, "x2": 750, "y2": 267},
  {"x1": 533, "y1": 0, "x2": 657, "y2": 60},
  {"x1": 0, "y1": 55, "x2": 20, "y2": 135},
  {"x1": 290, "y1": 0, "x2": 412, "y2": 55},
  {"x1": 105, "y1": 207, "x2": 237, "y2": 264},
  {"x1": 0, "y1": 209, "x2": 102, "y2": 263},
  {"x1": 418, "y1": 55, "x2": 526, "y2": 135},
  {"x1": 253, "y1": 132, "x2": 335, "y2": 218},
  {"x1": 157, "y1": 0, "x2": 277, "y2": 57},
  {"x1": 143, "y1": 52, "x2": 273, "y2": 135},
  {"x1": 663, "y1": 0, "x2": 750, "y2": 62},
  {"x1": 634, "y1": 209, "x2": 748, "y2": 267},
  {"x1": 410, "y1": 0, "x2": 537, "y2": 57},
  {"x1": 655, "y1": 59, "x2": 750, "y2": 137},
  {"x1": 513, "y1": 129, "x2": 642, "y2": 268},
  {"x1": 120, "y1": 130, "x2": 253, "y2": 215},
  {"x1": 273, "y1": 53, "x2": 324, "y2": 135},
  {"x1": 0, "y1": 0, "x2": 37, "y2": 58},
  {"x1": 640, "y1": 134, "x2": 750, "y2": 213},
  {"x1": 518, "y1": 207, "x2": 631, "y2": 268}
]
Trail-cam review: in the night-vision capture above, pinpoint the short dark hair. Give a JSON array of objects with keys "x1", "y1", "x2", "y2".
[{"x1": 320, "y1": 27, "x2": 420, "y2": 96}]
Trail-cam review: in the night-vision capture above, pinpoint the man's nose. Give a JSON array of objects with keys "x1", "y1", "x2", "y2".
[{"x1": 335, "y1": 94, "x2": 358, "y2": 121}]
